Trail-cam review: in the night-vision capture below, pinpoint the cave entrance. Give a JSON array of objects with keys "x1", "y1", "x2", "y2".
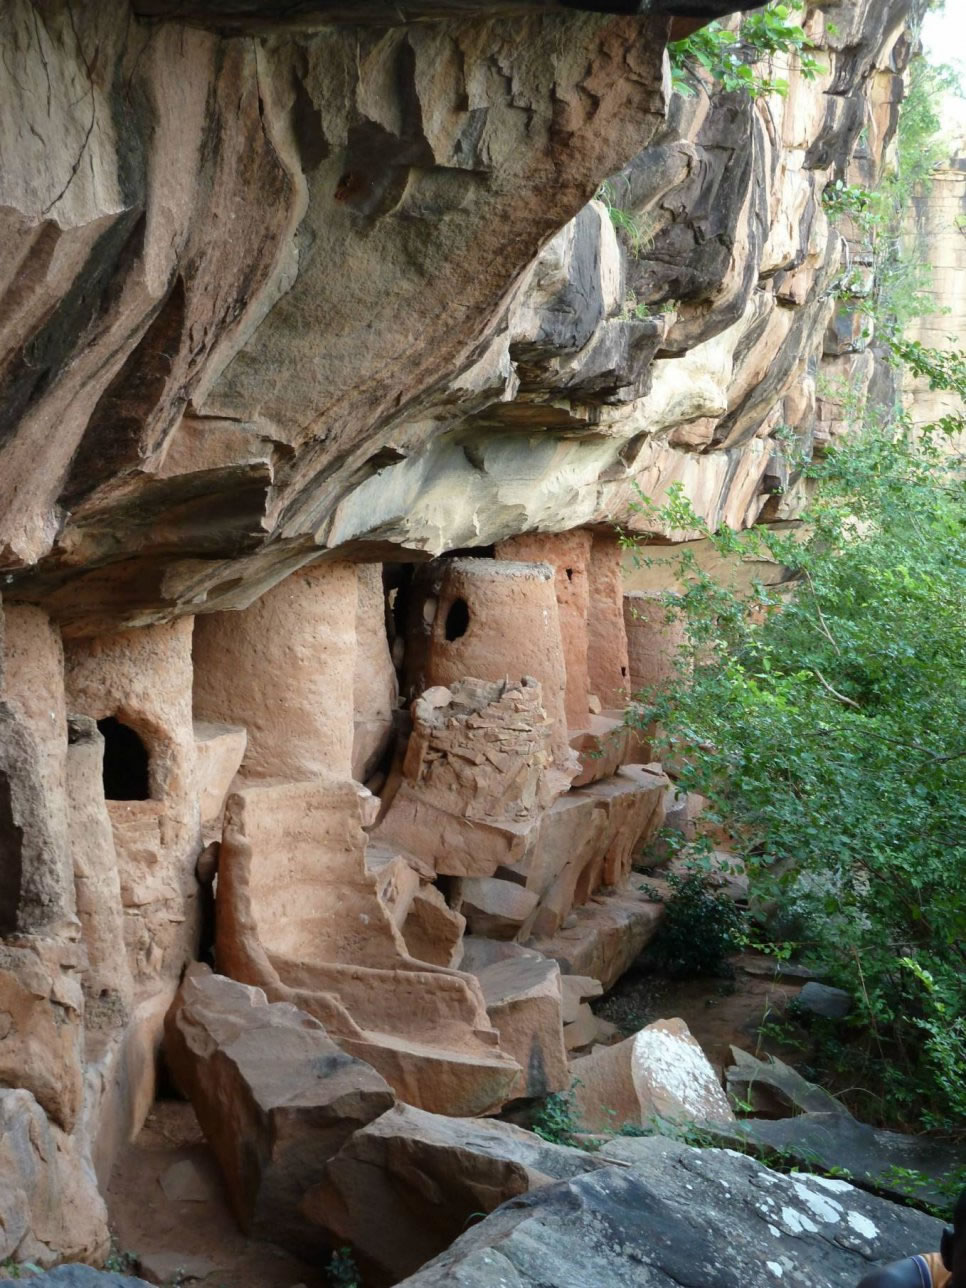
[{"x1": 97, "y1": 717, "x2": 151, "y2": 801}]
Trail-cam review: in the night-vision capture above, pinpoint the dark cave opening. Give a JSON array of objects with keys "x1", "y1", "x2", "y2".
[
  {"x1": 444, "y1": 597, "x2": 470, "y2": 641},
  {"x1": 97, "y1": 716, "x2": 151, "y2": 801}
]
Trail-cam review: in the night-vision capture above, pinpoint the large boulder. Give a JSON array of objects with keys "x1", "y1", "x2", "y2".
[
  {"x1": 163, "y1": 966, "x2": 394, "y2": 1253},
  {"x1": 396, "y1": 1135, "x2": 945, "y2": 1287},
  {"x1": 306, "y1": 1101, "x2": 608, "y2": 1284}
]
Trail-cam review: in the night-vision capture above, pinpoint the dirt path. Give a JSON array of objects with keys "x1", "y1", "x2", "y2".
[
  {"x1": 593, "y1": 952, "x2": 807, "y2": 1077},
  {"x1": 107, "y1": 1100, "x2": 328, "y2": 1288}
]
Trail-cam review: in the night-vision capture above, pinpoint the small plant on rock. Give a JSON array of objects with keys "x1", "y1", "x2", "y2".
[
  {"x1": 326, "y1": 1246, "x2": 362, "y2": 1288},
  {"x1": 104, "y1": 1245, "x2": 140, "y2": 1275},
  {"x1": 533, "y1": 1084, "x2": 583, "y2": 1146},
  {"x1": 596, "y1": 181, "x2": 657, "y2": 258}
]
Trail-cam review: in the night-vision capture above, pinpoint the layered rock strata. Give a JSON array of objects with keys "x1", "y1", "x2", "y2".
[{"x1": 0, "y1": 0, "x2": 925, "y2": 1270}]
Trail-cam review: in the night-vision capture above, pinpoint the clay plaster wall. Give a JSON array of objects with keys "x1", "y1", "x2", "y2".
[
  {"x1": 64, "y1": 619, "x2": 200, "y2": 984},
  {"x1": 193, "y1": 561, "x2": 358, "y2": 781}
]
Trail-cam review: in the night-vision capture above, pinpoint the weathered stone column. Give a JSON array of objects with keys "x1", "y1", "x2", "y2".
[
  {"x1": 415, "y1": 558, "x2": 573, "y2": 768},
  {"x1": 193, "y1": 561, "x2": 358, "y2": 780}
]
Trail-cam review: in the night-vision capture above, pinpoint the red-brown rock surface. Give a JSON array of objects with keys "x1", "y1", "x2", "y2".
[
  {"x1": 164, "y1": 966, "x2": 394, "y2": 1250},
  {"x1": 0, "y1": 0, "x2": 925, "y2": 1268}
]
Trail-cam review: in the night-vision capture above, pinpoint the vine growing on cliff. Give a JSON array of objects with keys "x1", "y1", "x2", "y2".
[{"x1": 669, "y1": 1, "x2": 824, "y2": 99}]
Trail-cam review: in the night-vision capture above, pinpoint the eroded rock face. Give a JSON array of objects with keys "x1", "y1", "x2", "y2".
[
  {"x1": 1, "y1": 2, "x2": 669, "y2": 629},
  {"x1": 0, "y1": 1088, "x2": 110, "y2": 1268},
  {"x1": 0, "y1": 0, "x2": 929, "y2": 1269}
]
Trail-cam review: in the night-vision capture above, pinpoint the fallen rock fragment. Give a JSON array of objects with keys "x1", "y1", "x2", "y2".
[
  {"x1": 306, "y1": 1102, "x2": 607, "y2": 1283},
  {"x1": 726, "y1": 1047, "x2": 850, "y2": 1118},
  {"x1": 471, "y1": 954, "x2": 568, "y2": 1099},
  {"x1": 529, "y1": 881, "x2": 664, "y2": 990},
  {"x1": 163, "y1": 966, "x2": 394, "y2": 1252},
  {"x1": 571, "y1": 1017, "x2": 735, "y2": 1133},
  {"x1": 559, "y1": 974, "x2": 603, "y2": 1023},
  {"x1": 458, "y1": 875, "x2": 540, "y2": 938}
]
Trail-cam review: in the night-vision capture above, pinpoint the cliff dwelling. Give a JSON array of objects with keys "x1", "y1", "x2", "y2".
[{"x1": 0, "y1": 0, "x2": 963, "y2": 1286}]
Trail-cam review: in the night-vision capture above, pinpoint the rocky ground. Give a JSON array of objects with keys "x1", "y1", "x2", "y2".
[{"x1": 106, "y1": 1103, "x2": 326, "y2": 1288}]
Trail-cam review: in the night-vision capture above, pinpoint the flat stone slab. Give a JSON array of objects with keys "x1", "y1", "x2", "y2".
[
  {"x1": 708, "y1": 1112, "x2": 965, "y2": 1211},
  {"x1": 528, "y1": 881, "x2": 663, "y2": 991},
  {"x1": 395, "y1": 1136, "x2": 944, "y2": 1287}
]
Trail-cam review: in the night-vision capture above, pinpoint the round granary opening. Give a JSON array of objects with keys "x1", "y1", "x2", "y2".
[
  {"x1": 97, "y1": 716, "x2": 151, "y2": 801},
  {"x1": 444, "y1": 597, "x2": 470, "y2": 641}
]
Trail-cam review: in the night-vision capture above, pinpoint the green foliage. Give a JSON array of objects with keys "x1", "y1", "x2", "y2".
[
  {"x1": 822, "y1": 180, "x2": 883, "y2": 228},
  {"x1": 620, "y1": 291, "x2": 678, "y2": 321},
  {"x1": 643, "y1": 861, "x2": 746, "y2": 978},
  {"x1": 596, "y1": 180, "x2": 656, "y2": 258},
  {"x1": 880, "y1": 1162, "x2": 966, "y2": 1221},
  {"x1": 822, "y1": 55, "x2": 960, "y2": 337},
  {"x1": 104, "y1": 1246, "x2": 140, "y2": 1275},
  {"x1": 326, "y1": 1246, "x2": 362, "y2": 1288},
  {"x1": 0, "y1": 1261, "x2": 43, "y2": 1281},
  {"x1": 623, "y1": 396, "x2": 966, "y2": 1129},
  {"x1": 670, "y1": 2, "x2": 823, "y2": 100},
  {"x1": 893, "y1": 58, "x2": 960, "y2": 197},
  {"x1": 533, "y1": 1085, "x2": 583, "y2": 1146}
]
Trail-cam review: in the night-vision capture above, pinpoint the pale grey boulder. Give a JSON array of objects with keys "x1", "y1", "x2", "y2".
[{"x1": 396, "y1": 1136, "x2": 944, "y2": 1287}]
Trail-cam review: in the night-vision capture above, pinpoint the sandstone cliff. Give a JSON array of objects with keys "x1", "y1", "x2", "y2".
[{"x1": 0, "y1": 0, "x2": 927, "y2": 1271}]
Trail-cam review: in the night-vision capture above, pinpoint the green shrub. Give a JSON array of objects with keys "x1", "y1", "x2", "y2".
[
  {"x1": 644, "y1": 866, "x2": 745, "y2": 978},
  {"x1": 533, "y1": 1085, "x2": 583, "y2": 1146},
  {"x1": 620, "y1": 42, "x2": 965, "y2": 1129},
  {"x1": 326, "y1": 1247, "x2": 362, "y2": 1288},
  {"x1": 624, "y1": 408, "x2": 966, "y2": 1128}
]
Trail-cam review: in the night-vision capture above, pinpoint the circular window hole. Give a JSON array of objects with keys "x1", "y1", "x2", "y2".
[{"x1": 444, "y1": 598, "x2": 470, "y2": 641}]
